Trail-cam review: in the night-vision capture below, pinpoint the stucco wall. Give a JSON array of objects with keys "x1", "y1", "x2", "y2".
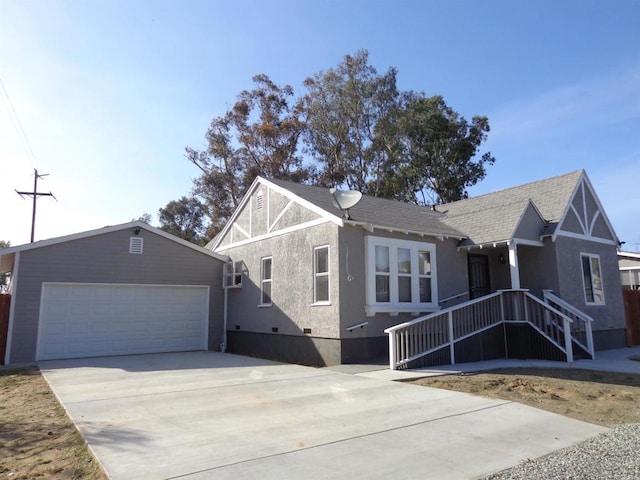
[
  {"x1": 518, "y1": 240, "x2": 561, "y2": 297},
  {"x1": 221, "y1": 223, "x2": 472, "y2": 364},
  {"x1": 9, "y1": 229, "x2": 224, "y2": 364},
  {"x1": 223, "y1": 222, "x2": 341, "y2": 341},
  {"x1": 337, "y1": 227, "x2": 469, "y2": 343},
  {"x1": 553, "y1": 235, "x2": 626, "y2": 348}
]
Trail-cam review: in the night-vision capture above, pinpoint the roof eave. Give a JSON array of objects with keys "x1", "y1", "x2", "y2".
[{"x1": 345, "y1": 220, "x2": 466, "y2": 241}]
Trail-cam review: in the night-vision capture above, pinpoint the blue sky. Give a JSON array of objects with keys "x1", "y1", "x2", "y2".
[{"x1": 1, "y1": 0, "x2": 639, "y2": 248}]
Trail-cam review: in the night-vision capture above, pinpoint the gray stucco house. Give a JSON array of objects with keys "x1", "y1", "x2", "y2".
[
  {"x1": 211, "y1": 170, "x2": 625, "y2": 367},
  {"x1": 0, "y1": 221, "x2": 227, "y2": 365},
  {"x1": 0, "y1": 170, "x2": 626, "y2": 368}
]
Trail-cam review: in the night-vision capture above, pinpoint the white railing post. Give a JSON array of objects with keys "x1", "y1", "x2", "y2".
[
  {"x1": 388, "y1": 332, "x2": 397, "y2": 370},
  {"x1": 448, "y1": 311, "x2": 455, "y2": 364},
  {"x1": 563, "y1": 317, "x2": 574, "y2": 363},
  {"x1": 586, "y1": 321, "x2": 595, "y2": 359}
]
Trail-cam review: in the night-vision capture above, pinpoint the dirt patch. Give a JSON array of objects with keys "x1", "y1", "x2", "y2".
[
  {"x1": 0, "y1": 367, "x2": 106, "y2": 480},
  {"x1": 407, "y1": 368, "x2": 640, "y2": 426}
]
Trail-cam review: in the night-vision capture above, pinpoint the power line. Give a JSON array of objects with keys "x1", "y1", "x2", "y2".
[
  {"x1": 16, "y1": 169, "x2": 56, "y2": 243},
  {"x1": 0, "y1": 76, "x2": 39, "y2": 168}
]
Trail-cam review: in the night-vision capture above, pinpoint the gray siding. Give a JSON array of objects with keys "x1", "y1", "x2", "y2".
[{"x1": 9, "y1": 229, "x2": 224, "y2": 363}]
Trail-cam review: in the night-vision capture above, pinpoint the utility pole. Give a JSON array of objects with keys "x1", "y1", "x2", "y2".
[{"x1": 16, "y1": 169, "x2": 55, "y2": 243}]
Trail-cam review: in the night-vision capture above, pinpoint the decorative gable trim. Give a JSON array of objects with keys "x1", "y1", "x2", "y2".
[
  {"x1": 214, "y1": 218, "x2": 335, "y2": 252},
  {"x1": 210, "y1": 177, "x2": 344, "y2": 251},
  {"x1": 552, "y1": 172, "x2": 619, "y2": 245}
]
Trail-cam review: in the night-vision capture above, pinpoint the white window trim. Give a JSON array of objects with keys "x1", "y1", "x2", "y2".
[
  {"x1": 365, "y1": 236, "x2": 438, "y2": 316},
  {"x1": 260, "y1": 256, "x2": 273, "y2": 307},
  {"x1": 312, "y1": 245, "x2": 331, "y2": 306},
  {"x1": 580, "y1": 253, "x2": 605, "y2": 306}
]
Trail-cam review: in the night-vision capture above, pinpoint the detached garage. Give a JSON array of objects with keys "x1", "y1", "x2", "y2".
[{"x1": 0, "y1": 221, "x2": 227, "y2": 365}]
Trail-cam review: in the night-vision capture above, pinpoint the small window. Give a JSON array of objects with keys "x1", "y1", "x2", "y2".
[
  {"x1": 223, "y1": 261, "x2": 243, "y2": 288},
  {"x1": 581, "y1": 253, "x2": 605, "y2": 304},
  {"x1": 260, "y1": 257, "x2": 272, "y2": 305},
  {"x1": 129, "y1": 237, "x2": 143, "y2": 254},
  {"x1": 313, "y1": 246, "x2": 330, "y2": 304}
]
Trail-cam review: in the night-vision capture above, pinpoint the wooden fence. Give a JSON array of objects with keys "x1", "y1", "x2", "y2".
[{"x1": 623, "y1": 289, "x2": 640, "y2": 346}]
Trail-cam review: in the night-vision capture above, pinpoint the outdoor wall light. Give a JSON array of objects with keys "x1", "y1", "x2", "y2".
[
  {"x1": 134, "y1": 227, "x2": 141, "y2": 235},
  {"x1": 499, "y1": 253, "x2": 506, "y2": 264}
]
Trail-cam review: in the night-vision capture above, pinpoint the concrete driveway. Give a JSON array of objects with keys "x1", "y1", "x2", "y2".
[{"x1": 40, "y1": 352, "x2": 607, "y2": 480}]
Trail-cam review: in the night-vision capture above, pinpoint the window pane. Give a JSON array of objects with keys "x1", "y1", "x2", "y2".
[
  {"x1": 262, "y1": 281, "x2": 271, "y2": 304},
  {"x1": 420, "y1": 278, "x2": 432, "y2": 303},
  {"x1": 398, "y1": 276, "x2": 411, "y2": 302},
  {"x1": 591, "y1": 257, "x2": 604, "y2": 303},
  {"x1": 419, "y1": 251, "x2": 431, "y2": 275},
  {"x1": 315, "y1": 276, "x2": 329, "y2": 302},
  {"x1": 315, "y1": 247, "x2": 329, "y2": 274},
  {"x1": 262, "y1": 258, "x2": 272, "y2": 280},
  {"x1": 375, "y1": 246, "x2": 389, "y2": 273},
  {"x1": 376, "y1": 275, "x2": 390, "y2": 302},
  {"x1": 582, "y1": 256, "x2": 594, "y2": 302},
  {"x1": 398, "y1": 248, "x2": 411, "y2": 274}
]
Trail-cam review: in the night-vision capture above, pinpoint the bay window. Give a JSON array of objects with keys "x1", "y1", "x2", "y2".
[{"x1": 365, "y1": 236, "x2": 437, "y2": 315}]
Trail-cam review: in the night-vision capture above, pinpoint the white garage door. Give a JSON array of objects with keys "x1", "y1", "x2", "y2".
[{"x1": 37, "y1": 283, "x2": 209, "y2": 360}]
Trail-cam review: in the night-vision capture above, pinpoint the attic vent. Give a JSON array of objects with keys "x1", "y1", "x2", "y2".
[
  {"x1": 256, "y1": 191, "x2": 264, "y2": 210},
  {"x1": 129, "y1": 237, "x2": 144, "y2": 254}
]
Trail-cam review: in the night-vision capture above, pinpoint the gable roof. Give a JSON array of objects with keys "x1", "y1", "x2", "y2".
[
  {"x1": 211, "y1": 169, "x2": 615, "y2": 251},
  {"x1": 0, "y1": 221, "x2": 228, "y2": 270},
  {"x1": 440, "y1": 170, "x2": 585, "y2": 246},
  {"x1": 266, "y1": 178, "x2": 466, "y2": 239}
]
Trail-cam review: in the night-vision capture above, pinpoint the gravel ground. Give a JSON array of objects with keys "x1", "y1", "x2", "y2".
[{"x1": 483, "y1": 423, "x2": 640, "y2": 480}]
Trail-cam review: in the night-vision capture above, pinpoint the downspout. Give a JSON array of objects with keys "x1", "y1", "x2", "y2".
[{"x1": 221, "y1": 287, "x2": 228, "y2": 353}]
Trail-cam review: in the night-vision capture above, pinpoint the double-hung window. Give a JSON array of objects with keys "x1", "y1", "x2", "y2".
[
  {"x1": 365, "y1": 236, "x2": 437, "y2": 315},
  {"x1": 581, "y1": 253, "x2": 605, "y2": 305},
  {"x1": 260, "y1": 257, "x2": 273, "y2": 306},
  {"x1": 313, "y1": 246, "x2": 330, "y2": 304}
]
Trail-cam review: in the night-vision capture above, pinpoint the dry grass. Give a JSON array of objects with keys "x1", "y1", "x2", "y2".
[
  {"x1": 407, "y1": 368, "x2": 640, "y2": 426},
  {"x1": 0, "y1": 367, "x2": 106, "y2": 479}
]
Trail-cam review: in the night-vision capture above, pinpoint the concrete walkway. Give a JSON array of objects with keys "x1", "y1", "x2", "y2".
[
  {"x1": 346, "y1": 345, "x2": 640, "y2": 382},
  {"x1": 40, "y1": 351, "x2": 611, "y2": 480}
]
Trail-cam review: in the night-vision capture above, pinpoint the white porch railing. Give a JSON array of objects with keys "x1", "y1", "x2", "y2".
[
  {"x1": 384, "y1": 289, "x2": 577, "y2": 370},
  {"x1": 543, "y1": 290, "x2": 595, "y2": 359}
]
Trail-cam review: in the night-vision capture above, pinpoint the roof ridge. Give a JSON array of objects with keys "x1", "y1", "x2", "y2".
[
  {"x1": 442, "y1": 197, "x2": 535, "y2": 217},
  {"x1": 441, "y1": 170, "x2": 584, "y2": 208},
  {"x1": 266, "y1": 177, "x2": 444, "y2": 216}
]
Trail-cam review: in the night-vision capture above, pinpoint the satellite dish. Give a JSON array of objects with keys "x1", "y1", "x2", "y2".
[{"x1": 330, "y1": 188, "x2": 362, "y2": 219}]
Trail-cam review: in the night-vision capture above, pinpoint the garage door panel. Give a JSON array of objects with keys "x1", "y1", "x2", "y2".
[{"x1": 38, "y1": 284, "x2": 209, "y2": 360}]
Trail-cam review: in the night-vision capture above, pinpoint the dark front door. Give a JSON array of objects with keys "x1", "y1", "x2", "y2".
[{"x1": 468, "y1": 254, "x2": 490, "y2": 299}]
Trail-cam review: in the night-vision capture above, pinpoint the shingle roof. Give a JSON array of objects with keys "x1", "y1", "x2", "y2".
[
  {"x1": 439, "y1": 170, "x2": 583, "y2": 245},
  {"x1": 267, "y1": 179, "x2": 466, "y2": 238},
  {"x1": 265, "y1": 170, "x2": 584, "y2": 246}
]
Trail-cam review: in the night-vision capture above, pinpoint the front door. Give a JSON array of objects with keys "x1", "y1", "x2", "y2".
[{"x1": 468, "y1": 254, "x2": 490, "y2": 299}]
